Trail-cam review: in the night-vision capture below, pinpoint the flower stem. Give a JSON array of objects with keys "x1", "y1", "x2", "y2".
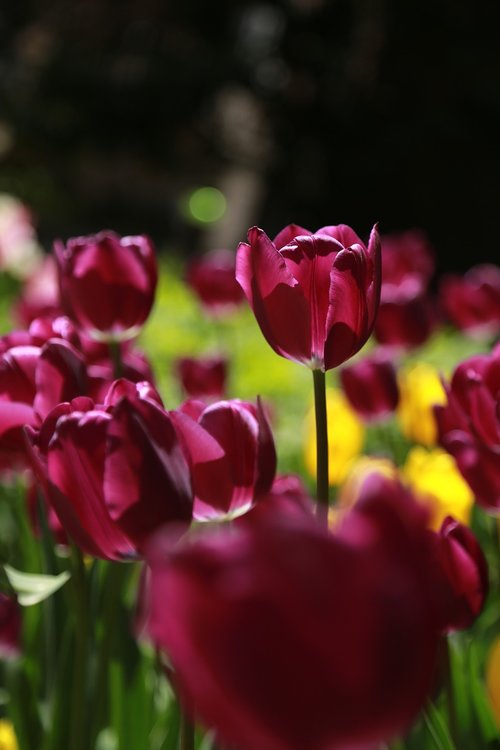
[
  {"x1": 312, "y1": 369, "x2": 329, "y2": 527},
  {"x1": 69, "y1": 544, "x2": 88, "y2": 750},
  {"x1": 109, "y1": 339, "x2": 123, "y2": 379},
  {"x1": 180, "y1": 710, "x2": 195, "y2": 750}
]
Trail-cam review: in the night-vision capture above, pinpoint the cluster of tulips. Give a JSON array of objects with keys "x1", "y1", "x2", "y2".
[{"x1": 0, "y1": 209, "x2": 499, "y2": 750}]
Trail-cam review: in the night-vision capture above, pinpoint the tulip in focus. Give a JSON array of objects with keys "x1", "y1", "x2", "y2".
[
  {"x1": 236, "y1": 222, "x2": 381, "y2": 371},
  {"x1": 304, "y1": 387, "x2": 365, "y2": 486},
  {"x1": 397, "y1": 361, "x2": 447, "y2": 445},
  {"x1": 185, "y1": 248, "x2": 244, "y2": 314},
  {"x1": 402, "y1": 446, "x2": 474, "y2": 530},
  {"x1": 486, "y1": 637, "x2": 500, "y2": 727},
  {"x1": 145, "y1": 473, "x2": 442, "y2": 750},
  {"x1": 339, "y1": 350, "x2": 399, "y2": 422},
  {"x1": 54, "y1": 230, "x2": 158, "y2": 341},
  {"x1": 171, "y1": 397, "x2": 276, "y2": 520}
]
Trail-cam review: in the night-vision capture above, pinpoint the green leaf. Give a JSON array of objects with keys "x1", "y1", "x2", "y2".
[{"x1": 4, "y1": 564, "x2": 71, "y2": 606}]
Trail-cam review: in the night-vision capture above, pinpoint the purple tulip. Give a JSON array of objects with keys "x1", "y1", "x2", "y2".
[
  {"x1": 438, "y1": 264, "x2": 500, "y2": 338},
  {"x1": 236, "y1": 223, "x2": 381, "y2": 371},
  {"x1": 339, "y1": 351, "x2": 399, "y2": 422},
  {"x1": 185, "y1": 249, "x2": 244, "y2": 314},
  {"x1": 175, "y1": 355, "x2": 228, "y2": 400}
]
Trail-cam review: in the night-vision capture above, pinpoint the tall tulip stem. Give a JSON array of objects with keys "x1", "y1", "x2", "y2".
[
  {"x1": 109, "y1": 339, "x2": 123, "y2": 379},
  {"x1": 180, "y1": 710, "x2": 195, "y2": 750},
  {"x1": 312, "y1": 369, "x2": 330, "y2": 526}
]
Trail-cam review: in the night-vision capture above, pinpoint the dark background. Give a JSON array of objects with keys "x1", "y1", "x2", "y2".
[{"x1": 1, "y1": 0, "x2": 499, "y2": 275}]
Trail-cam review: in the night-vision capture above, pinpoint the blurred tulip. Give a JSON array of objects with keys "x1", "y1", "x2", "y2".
[
  {"x1": 336, "y1": 455, "x2": 398, "y2": 513},
  {"x1": 438, "y1": 263, "x2": 500, "y2": 339},
  {"x1": 54, "y1": 230, "x2": 158, "y2": 341},
  {"x1": 0, "y1": 593, "x2": 21, "y2": 659},
  {"x1": 396, "y1": 361, "x2": 447, "y2": 446},
  {"x1": 0, "y1": 719, "x2": 19, "y2": 750},
  {"x1": 145, "y1": 473, "x2": 441, "y2": 750},
  {"x1": 236, "y1": 223, "x2": 381, "y2": 370},
  {"x1": 374, "y1": 283, "x2": 438, "y2": 351},
  {"x1": 432, "y1": 517, "x2": 489, "y2": 633},
  {"x1": 339, "y1": 350, "x2": 399, "y2": 422},
  {"x1": 434, "y1": 344, "x2": 500, "y2": 512},
  {"x1": 0, "y1": 193, "x2": 42, "y2": 280},
  {"x1": 185, "y1": 248, "x2": 244, "y2": 314},
  {"x1": 175, "y1": 355, "x2": 228, "y2": 400},
  {"x1": 402, "y1": 446, "x2": 474, "y2": 530},
  {"x1": 304, "y1": 387, "x2": 365, "y2": 486},
  {"x1": 171, "y1": 397, "x2": 276, "y2": 520},
  {"x1": 380, "y1": 228, "x2": 436, "y2": 289},
  {"x1": 13, "y1": 254, "x2": 62, "y2": 326},
  {"x1": 25, "y1": 380, "x2": 193, "y2": 560},
  {"x1": 486, "y1": 636, "x2": 500, "y2": 727}
]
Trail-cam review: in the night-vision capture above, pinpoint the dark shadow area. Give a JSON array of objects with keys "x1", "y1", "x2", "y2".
[{"x1": 0, "y1": 0, "x2": 498, "y2": 274}]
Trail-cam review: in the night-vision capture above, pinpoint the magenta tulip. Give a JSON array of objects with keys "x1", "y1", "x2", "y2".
[
  {"x1": 380, "y1": 229, "x2": 435, "y2": 289},
  {"x1": 0, "y1": 593, "x2": 22, "y2": 659},
  {"x1": 374, "y1": 284, "x2": 437, "y2": 350},
  {"x1": 26, "y1": 380, "x2": 193, "y2": 560},
  {"x1": 339, "y1": 350, "x2": 399, "y2": 422},
  {"x1": 175, "y1": 355, "x2": 228, "y2": 400},
  {"x1": 433, "y1": 516, "x2": 489, "y2": 633},
  {"x1": 54, "y1": 230, "x2": 158, "y2": 340},
  {"x1": 434, "y1": 344, "x2": 500, "y2": 512},
  {"x1": 145, "y1": 472, "x2": 441, "y2": 750},
  {"x1": 438, "y1": 263, "x2": 500, "y2": 338},
  {"x1": 236, "y1": 223, "x2": 381, "y2": 370},
  {"x1": 171, "y1": 397, "x2": 276, "y2": 520},
  {"x1": 185, "y1": 248, "x2": 244, "y2": 314}
]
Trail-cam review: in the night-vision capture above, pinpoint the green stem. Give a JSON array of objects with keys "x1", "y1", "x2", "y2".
[
  {"x1": 179, "y1": 710, "x2": 195, "y2": 750},
  {"x1": 109, "y1": 339, "x2": 123, "y2": 379},
  {"x1": 312, "y1": 369, "x2": 330, "y2": 527},
  {"x1": 69, "y1": 545, "x2": 88, "y2": 750},
  {"x1": 441, "y1": 637, "x2": 459, "y2": 747}
]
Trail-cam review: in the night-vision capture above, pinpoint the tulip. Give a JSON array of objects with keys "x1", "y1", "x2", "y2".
[
  {"x1": 438, "y1": 263, "x2": 500, "y2": 339},
  {"x1": 432, "y1": 516, "x2": 489, "y2": 633},
  {"x1": 175, "y1": 355, "x2": 228, "y2": 400},
  {"x1": 0, "y1": 593, "x2": 22, "y2": 659},
  {"x1": 380, "y1": 228, "x2": 435, "y2": 290},
  {"x1": 145, "y1": 472, "x2": 441, "y2": 750},
  {"x1": 339, "y1": 350, "x2": 399, "y2": 422},
  {"x1": 25, "y1": 380, "x2": 193, "y2": 560},
  {"x1": 236, "y1": 223, "x2": 381, "y2": 371},
  {"x1": 374, "y1": 285, "x2": 438, "y2": 350},
  {"x1": 171, "y1": 397, "x2": 276, "y2": 520},
  {"x1": 402, "y1": 446, "x2": 474, "y2": 530},
  {"x1": 185, "y1": 248, "x2": 244, "y2": 314},
  {"x1": 434, "y1": 345, "x2": 500, "y2": 512},
  {"x1": 54, "y1": 230, "x2": 158, "y2": 341},
  {"x1": 396, "y1": 361, "x2": 447, "y2": 446}
]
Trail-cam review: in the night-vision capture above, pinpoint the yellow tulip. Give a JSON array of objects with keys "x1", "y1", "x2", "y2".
[
  {"x1": 396, "y1": 361, "x2": 447, "y2": 445},
  {"x1": 304, "y1": 387, "x2": 365, "y2": 487},
  {"x1": 402, "y1": 446, "x2": 474, "y2": 530},
  {"x1": 0, "y1": 720, "x2": 18, "y2": 750},
  {"x1": 486, "y1": 636, "x2": 500, "y2": 728}
]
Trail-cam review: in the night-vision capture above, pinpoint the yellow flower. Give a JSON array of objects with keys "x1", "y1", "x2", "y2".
[
  {"x1": 402, "y1": 446, "x2": 474, "y2": 530},
  {"x1": 304, "y1": 387, "x2": 365, "y2": 487},
  {"x1": 0, "y1": 720, "x2": 19, "y2": 750},
  {"x1": 396, "y1": 361, "x2": 447, "y2": 445},
  {"x1": 486, "y1": 636, "x2": 500, "y2": 727}
]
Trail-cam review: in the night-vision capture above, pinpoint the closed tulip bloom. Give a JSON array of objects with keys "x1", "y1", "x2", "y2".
[
  {"x1": 54, "y1": 230, "x2": 158, "y2": 341},
  {"x1": 380, "y1": 229, "x2": 436, "y2": 290},
  {"x1": 374, "y1": 283, "x2": 438, "y2": 351},
  {"x1": 171, "y1": 398, "x2": 276, "y2": 521},
  {"x1": 434, "y1": 344, "x2": 500, "y2": 512},
  {"x1": 236, "y1": 223, "x2": 381, "y2": 371},
  {"x1": 339, "y1": 351, "x2": 399, "y2": 422},
  {"x1": 185, "y1": 248, "x2": 244, "y2": 314},
  {"x1": 145, "y1": 473, "x2": 441, "y2": 750},
  {"x1": 175, "y1": 355, "x2": 228, "y2": 400},
  {"x1": 438, "y1": 263, "x2": 500, "y2": 339},
  {"x1": 433, "y1": 516, "x2": 489, "y2": 633},
  {"x1": 25, "y1": 381, "x2": 193, "y2": 560}
]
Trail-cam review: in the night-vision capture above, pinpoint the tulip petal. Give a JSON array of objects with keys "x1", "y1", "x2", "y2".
[
  {"x1": 236, "y1": 229, "x2": 312, "y2": 365},
  {"x1": 273, "y1": 224, "x2": 312, "y2": 250},
  {"x1": 34, "y1": 341, "x2": 89, "y2": 420}
]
